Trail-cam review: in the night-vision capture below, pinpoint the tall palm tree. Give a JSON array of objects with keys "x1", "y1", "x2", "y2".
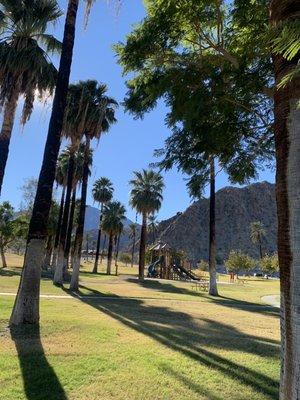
[
  {"x1": 53, "y1": 145, "x2": 75, "y2": 283},
  {"x1": 51, "y1": 153, "x2": 68, "y2": 268},
  {"x1": 10, "y1": 0, "x2": 81, "y2": 325},
  {"x1": 92, "y1": 177, "x2": 114, "y2": 273},
  {"x1": 100, "y1": 233, "x2": 107, "y2": 263},
  {"x1": 69, "y1": 141, "x2": 92, "y2": 290},
  {"x1": 250, "y1": 221, "x2": 266, "y2": 259},
  {"x1": 64, "y1": 143, "x2": 87, "y2": 270},
  {"x1": 101, "y1": 201, "x2": 126, "y2": 275},
  {"x1": 43, "y1": 201, "x2": 59, "y2": 269},
  {"x1": 114, "y1": 232, "x2": 122, "y2": 269},
  {"x1": 68, "y1": 80, "x2": 118, "y2": 291},
  {"x1": 129, "y1": 222, "x2": 137, "y2": 268},
  {"x1": 208, "y1": 156, "x2": 218, "y2": 296},
  {"x1": 270, "y1": 1, "x2": 300, "y2": 396},
  {"x1": 129, "y1": 170, "x2": 164, "y2": 280},
  {"x1": 0, "y1": 0, "x2": 62, "y2": 194},
  {"x1": 53, "y1": 143, "x2": 86, "y2": 284}
]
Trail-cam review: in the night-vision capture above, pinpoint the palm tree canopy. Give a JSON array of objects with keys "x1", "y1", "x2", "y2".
[
  {"x1": 62, "y1": 80, "x2": 118, "y2": 146},
  {"x1": 73, "y1": 142, "x2": 93, "y2": 185},
  {"x1": 55, "y1": 152, "x2": 68, "y2": 187},
  {"x1": 129, "y1": 169, "x2": 164, "y2": 215},
  {"x1": 250, "y1": 221, "x2": 266, "y2": 244},
  {"x1": 56, "y1": 144, "x2": 93, "y2": 188},
  {"x1": 148, "y1": 214, "x2": 159, "y2": 231},
  {"x1": 92, "y1": 177, "x2": 114, "y2": 205},
  {"x1": 101, "y1": 201, "x2": 126, "y2": 237},
  {"x1": 0, "y1": 0, "x2": 62, "y2": 124}
]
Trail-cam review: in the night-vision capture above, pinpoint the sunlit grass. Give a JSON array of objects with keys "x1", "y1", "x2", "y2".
[{"x1": 0, "y1": 253, "x2": 280, "y2": 400}]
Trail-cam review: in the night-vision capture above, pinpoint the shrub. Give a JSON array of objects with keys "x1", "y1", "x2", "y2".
[
  {"x1": 225, "y1": 250, "x2": 256, "y2": 275},
  {"x1": 260, "y1": 253, "x2": 279, "y2": 275}
]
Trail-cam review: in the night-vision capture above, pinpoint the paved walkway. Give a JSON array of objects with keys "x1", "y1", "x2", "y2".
[{"x1": 261, "y1": 294, "x2": 280, "y2": 308}]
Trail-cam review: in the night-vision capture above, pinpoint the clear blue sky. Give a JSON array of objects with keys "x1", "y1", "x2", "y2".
[{"x1": 1, "y1": 0, "x2": 275, "y2": 223}]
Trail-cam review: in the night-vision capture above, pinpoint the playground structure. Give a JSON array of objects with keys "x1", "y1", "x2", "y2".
[{"x1": 147, "y1": 242, "x2": 201, "y2": 281}]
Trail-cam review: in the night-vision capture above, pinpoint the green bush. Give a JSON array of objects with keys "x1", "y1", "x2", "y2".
[
  {"x1": 225, "y1": 250, "x2": 256, "y2": 275},
  {"x1": 260, "y1": 254, "x2": 279, "y2": 274}
]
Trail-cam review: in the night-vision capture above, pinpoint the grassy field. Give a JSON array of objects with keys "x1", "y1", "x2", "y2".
[{"x1": 1, "y1": 254, "x2": 280, "y2": 400}]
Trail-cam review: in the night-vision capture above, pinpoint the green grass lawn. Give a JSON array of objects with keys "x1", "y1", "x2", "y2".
[{"x1": 0, "y1": 254, "x2": 280, "y2": 400}]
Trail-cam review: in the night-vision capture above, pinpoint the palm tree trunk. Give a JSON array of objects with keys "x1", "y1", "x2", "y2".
[
  {"x1": 52, "y1": 186, "x2": 66, "y2": 269},
  {"x1": 115, "y1": 234, "x2": 121, "y2": 267},
  {"x1": 131, "y1": 229, "x2": 136, "y2": 268},
  {"x1": 259, "y1": 239, "x2": 263, "y2": 259},
  {"x1": 43, "y1": 235, "x2": 53, "y2": 270},
  {"x1": 0, "y1": 85, "x2": 19, "y2": 195},
  {"x1": 64, "y1": 187, "x2": 76, "y2": 268},
  {"x1": 138, "y1": 212, "x2": 147, "y2": 280},
  {"x1": 70, "y1": 138, "x2": 90, "y2": 291},
  {"x1": 10, "y1": 0, "x2": 79, "y2": 325},
  {"x1": 208, "y1": 157, "x2": 218, "y2": 296},
  {"x1": 106, "y1": 233, "x2": 113, "y2": 275},
  {"x1": 100, "y1": 234, "x2": 107, "y2": 263},
  {"x1": 54, "y1": 153, "x2": 75, "y2": 285},
  {"x1": 0, "y1": 245, "x2": 7, "y2": 268},
  {"x1": 92, "y1": 203, "x2": 103, "y2": 273},
  {"x1": 270, "y1": 1, "x2": 300, "y2": 398}
]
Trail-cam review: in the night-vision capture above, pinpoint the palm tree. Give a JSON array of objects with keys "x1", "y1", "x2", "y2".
[
  {"x1": 51, "y1": 153, "x2": 68, "y2": 268},
  {"x1": 10, "y1": 0, "x2": 82, "y2": 325},
  {"x1": 53, "y1": 143, "x2": 86, "y2": 284},
  {"x1": 43, "y1": 201, "x2": 59, "y2": 269},
  {"x1": 129, "y1": 222, "x2": 137, "y2": 268},
  {"x1": 68, "y1": 80, "x2": 118, "y2": 291},
  {"x1": 53, "y1": 145, "x2": 76, "y2": 284},
  {"x1": 250, "y1": 221, "x2": 266, "y2": 259},
  {"x1": 0, "y1": 0, "x2": 62, "y2": 194},
  {"x1": 270, "y1": 2, "x2": 300, "y2": 395},
  {"x1": 101, "y1": 201, "x2": 126, "y2": 275},
  {"x1": 208, "y1": 156, "x2": 218, "y2": 296},
  {"x1": 64, "y1": 144, "x2": 87, "y2": 270},
  {"x1": 129, "y1": 170, "x2": 164, "y2": 280},
  {"x1": 100, "y1": 233, "x2": 107, "y2": 263},
  {"x1": 114, "y1": 233, "x2": 121, "y2": 269},
  {"x1": 92, "y1": 178, "x2": 114, "y2": 274}
]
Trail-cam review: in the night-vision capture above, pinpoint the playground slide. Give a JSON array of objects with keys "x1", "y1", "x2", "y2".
[
  {"x1": 147, "y1": 259, "x2": 161, "y2": 278},
  {"x1": 172, "y1": 264, "x2": 200, "y2": 281}
]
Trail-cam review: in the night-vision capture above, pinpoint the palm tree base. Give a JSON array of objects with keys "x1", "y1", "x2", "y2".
[{"x1": 10, "y1": 238, "x2": 44, "y2": 325}]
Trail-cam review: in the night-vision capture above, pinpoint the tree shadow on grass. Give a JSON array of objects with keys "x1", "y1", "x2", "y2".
[
  {"x1": 0, "y1": 268, "x2": 21, "y2": 277},
  {"x1": 69, "y1": 285, "x2": 279, "y2": 399},
  {"x1": 211, "y1": 295, "x2": 279, "y2": 318},
  {"x1": 126, "y1": 278, "x2": 279, "y2": 318},
  {"x1": 126, "y1": 277, "x2": 207, "y2": 298},
  {"x1": 79, "y1": 270, "x2": 108, "y2": 277},
  {"x1": 10, "y1": 325, "x2": 67, "y2": 400},
  {"x1": 0, "y1": 268, "x2": 58, "y2": 283},
  {"x1": 158, "y1": 363, "x2": 223, "y2": 400}
]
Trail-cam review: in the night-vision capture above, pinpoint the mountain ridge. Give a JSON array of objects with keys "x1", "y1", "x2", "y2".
[{"x1": 155, "y1": 181, "x2": 277, "y2": 261}]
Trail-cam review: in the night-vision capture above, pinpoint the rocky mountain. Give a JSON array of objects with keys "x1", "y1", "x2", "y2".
[
  {"x1": 83, "y1": 182, "x2": 277, "y2": 261},
  {"x1": 84, "y1": 205, "x2": 135, "y2": 231},
  {"x1": 156, "y1": 181, "x2": 277, "y2": 262}
]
